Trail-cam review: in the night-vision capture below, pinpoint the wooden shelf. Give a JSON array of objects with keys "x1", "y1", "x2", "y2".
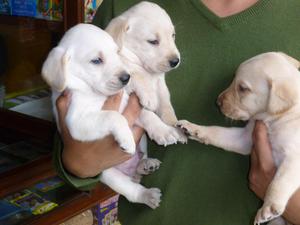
[
  {"x1": 0, "y1": 14, "x2": 63, "y2": 33},
  {"x1": 0, "y1": 155, "x2": 54, "y2": 197},
  {"x1": 0, "y1": 108, "x2": 55, "y2": 147},
  {"x1": 0, "y1": 109, "x2": 115, "y2": 225},
  {"x1": 0, "y1": 2, "x2": 110, "y2": 224},
  {"x1": 0, "y1": 150, "x2": 115, "y2": 225},
  {"x1": 26, "y1": 185, "x2": 115, "y2": 225}
]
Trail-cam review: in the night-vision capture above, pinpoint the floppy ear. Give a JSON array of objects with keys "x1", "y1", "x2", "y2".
[
  {"x1": 278, "y1": 52, "x2": 300, "y2": 69},
  {"x1": 105, "y1": 17, "x2": 130, "y2": 48},
  {"x1": 267, "y1": 78, "x2": 297, "y2": 114},
  {"x1": 42, "y1": 47, "x2": 70, "y2": 92}
]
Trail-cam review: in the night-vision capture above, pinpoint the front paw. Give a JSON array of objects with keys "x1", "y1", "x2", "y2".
[
  {"x1": 118, "y1": 135, "x2": 136, "y2": 155},
  {"x1": 175, "y1": 128, "x2": 188, "y2": 144},
  {"x1": 254, "y1": 202, "x2": 285, "y2": 225},
  {"x1": 136, "y1": 158, "x2": 161, "y2": 175},
  {"x1": 148, "y1": 125, "x2": 187, "y2": 146},
  {"x1": 176, "y1": 120, "x2": 208, "y2": 144},
  {"x1": 140, "y1": 188, "x2": 162, "y2": 209}
]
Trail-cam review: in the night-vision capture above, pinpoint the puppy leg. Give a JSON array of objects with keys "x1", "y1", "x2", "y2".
[
  {"x1": 132, "y1": 158, "x2": 161, "y2": 183},
  {"x1": 129, "y1": 74, "x2": 158, "y2": 111},
  {"x1": 157, "y1": 77, "x2": 178, "y2": 126},
  {"x1": 176, "y1": 120, "x2": 253, "y2": 155},
  {"x1": 100, "y1": 167, "x2": 161, "y2": 209},
  {"x1": 138, "y1": 109, "x2": 187, "y2": 146},
  {"x1": 108, "y1": 113, "x2": 136, "y2": 155},
  {"x1": 132, "y1": 135, "x2": 161, "y2": 182},
  {"x1": 137, "y1": 135, "x2": 159, "y2": 175},
  {"x1": 254, "y1": 156, "x2": 300, "y2": 224}
]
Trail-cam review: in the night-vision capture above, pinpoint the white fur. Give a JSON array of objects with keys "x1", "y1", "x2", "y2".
[
  {"x1": 177, "y1": 52, "x2": 300, "y2": 225},
  {"x1": 42, "y1": 23, "x2": 161, "y2": 208},
  {"x1": 106, "y1": 1, "x2": 187, "y2": 146}
]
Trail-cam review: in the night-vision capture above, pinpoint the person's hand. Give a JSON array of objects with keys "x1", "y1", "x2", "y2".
[
  {"x1": 56, "y1": 91, "x2": 144, "y2": 178},
  {"x1": 249, "y1": 121, "x2": 300, "y2": 224},
  {"x1": 249, "y1": 120, "x2": 276, "y2": 199}
]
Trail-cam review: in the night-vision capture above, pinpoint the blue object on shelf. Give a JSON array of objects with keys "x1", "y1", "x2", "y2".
[{"x1": 11, "y1": 0, "x2": 36, "y2": 17}]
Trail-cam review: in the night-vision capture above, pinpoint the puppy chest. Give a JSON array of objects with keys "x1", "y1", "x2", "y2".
[{"x1": 269, "y1": 134, "x2": 299, "y2": 167}]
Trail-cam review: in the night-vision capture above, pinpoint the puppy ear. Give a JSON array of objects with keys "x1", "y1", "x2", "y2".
[
  {"x1": 106, "y1": 17, "x2": 130, "y2": 48},
  {"x1": 267, "y1": 78, "x2": 297, "y2": 115},
  {"x1": 277, "y1": 52, "x2": 300, "y2": 69},
  {"x1": 42, "y1": 47, "x2": 70, "y2": 92}
]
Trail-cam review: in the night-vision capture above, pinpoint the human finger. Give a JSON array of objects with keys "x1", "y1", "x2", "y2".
[
  {"x1": 102, "y1": 91, "x2": 123, "y2": 111},
  {"x1": 252, "y1": 121, "x2": 275, "y2": 169},
  {"x1": 56, "y1": 91, "x2": 72, "y2": 139},
  {"x1": 132, "y1": 125, "x2": 144, "y2": 143},
  {"x1": 122, "y1": 93, "x2": 142, "y2": 127}
]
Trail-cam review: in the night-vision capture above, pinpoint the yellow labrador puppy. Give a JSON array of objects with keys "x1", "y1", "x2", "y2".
[
  {"x1": 42, "y1": 24, "x2": 162, "y2": 209},
  {"x1": 177, "y1": 52, "x2": 300, "y2": 225},
  {"x1": 106, "y1": 1, "x2": 187, "y2": 146}
]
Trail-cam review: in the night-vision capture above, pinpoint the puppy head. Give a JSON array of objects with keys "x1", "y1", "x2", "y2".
[
  {"x1": 106, "y1": 1, "x2": 180, "y2": 74},
  {"x1": 217, "y1": 52, "x2": 300, "y2": 120},
  {"x1": 42, "y1": 23, "x2": 129, "y2": 96}
]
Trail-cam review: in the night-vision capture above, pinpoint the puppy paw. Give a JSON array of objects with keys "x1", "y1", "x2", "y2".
[
  {"x1": 254, "y1": 202, "x2": 285, "y2": 225},
  {"x1": 118, "y1": 135, "x2": 136, "y2": 155},
  {"x1": 176, "y1": 120, "x2": 196, "y2": 136},
  {"x1": 136, "y1": 158, "x2": 161, "y2": 175},
  {"x1": 149, "y1": 125, "x2": 186, "y2": 146},
  {"x1": 140, "y1": 188, "x2": 162, "y2": 209},
  {"x1": 176, "y1": 128, "x2": 188, "y2": 144},
  {"x1": 176, "y1": 120, "x2": 208, "y2": 144}
]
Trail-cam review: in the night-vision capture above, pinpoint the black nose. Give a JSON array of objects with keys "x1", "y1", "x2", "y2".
[
  {"x1": 169, "y1": 58, "x2": 180, "y2": 68},
  {"x1": 119, "y1": 73, "x2": 130, "y2": 85}
]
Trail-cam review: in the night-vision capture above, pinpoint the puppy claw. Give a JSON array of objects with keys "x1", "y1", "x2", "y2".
[
  {"x1": 176, "y1": 124, "x2": 190, "y2": 136},
  {"x1": 176, "y1": 120, "x2": 209, "y2": 144},
  {"x1": 176, "y1": 120, "x2": 194, "y2": 136},
  {"x1": 118, "y1": 136, "x2": 136, "y2": 155},
  {"x1": 136, "y1": 158, "x2": 161, "y2": 175},
  {"x1": 149, "y1": 125, "x2": 186, "y2": 146},
  {"x1": 141, "y1": 188, "x2": 162, "y2": 209},
  {"x1": 254, "y1": 203, "x2": 284, "y2": 225}
]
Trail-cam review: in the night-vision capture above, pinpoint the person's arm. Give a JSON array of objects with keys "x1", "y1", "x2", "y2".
[
  {"x1": 56, "y1": 91, "x2": 144, "y2": 178},
  {"x1": 249, "y1": 121, "x2": 300, "y2": 225}
]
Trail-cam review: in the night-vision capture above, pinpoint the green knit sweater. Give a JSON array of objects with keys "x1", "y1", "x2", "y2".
[
  {"x1": 52, "y1": 1, "x2": 296, "y2": 225},
  {"x1": 92, "y1": 1, "x2": 300, "y2": 224}
]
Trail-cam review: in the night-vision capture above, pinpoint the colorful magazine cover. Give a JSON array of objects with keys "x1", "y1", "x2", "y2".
[
  {"x1": 5, "y1": 189, "x2": 58, "y2": 215},
  {"x1": 94, "y1": 195, "x2": 120, "y2": 225},
  {"x1": 0, "y1": 200, "x2": 31, "y2": 223},
  {"x1": 11, "y1": 0, "x2": 36, "y2": 17},
  {"x1": 0, "y1": 0, "x2": 11, "y2": 15},
  {"x1": 35, "y1": 0, "x2": 51, "y2": 20},
  {"x1": 5, "y1": 0, "x2": 62, "y2": 21},
  {"x1": 51, "y1": 0, "x2": 62, "y2": 21},
  {"x1": 34, "y1": 176, "x2": 64, "y2": 192},
  {"x1": 84, "y1": 0, "x2": 102, "y2": 23}
]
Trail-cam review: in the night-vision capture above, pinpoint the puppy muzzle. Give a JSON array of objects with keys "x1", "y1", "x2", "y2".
[
  {"x1": 118, "y1": 73, "x2": 131, "y2": 85},
  {"x1": 169, "y1": 57, "x2": 180, "y2": 68}
]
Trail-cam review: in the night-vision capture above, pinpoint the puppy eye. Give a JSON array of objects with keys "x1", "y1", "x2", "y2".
[
  {"x1": 90, "y1": 57, "x2": 103, "y2": 65},
  {"x1": 238, "y1": 84, "x2": 250, "y2": 93},
  {"x1": 172, "y1": 33, "x2": 175, "y2": 39},
  {"x1": 147, "y1": 40, "x2": 159, "y2": 45}
]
